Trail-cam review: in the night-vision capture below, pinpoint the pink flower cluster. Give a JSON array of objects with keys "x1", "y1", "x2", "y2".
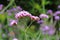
[
  {"x1": 30, "y1": 16, "x2": 40, "y2": 21},
  {"x1": 9, "y1": 11, "x2": 40, "y2": 26},
  {"x1": 9, "y1": 20, "x2": 17, "y2": 26},
  {"x1": 15, "y1": 10, "x2": 40, "y2": 21},
  {"x1": 15, "y1": 10, "x2": 31, "y2": 19}
]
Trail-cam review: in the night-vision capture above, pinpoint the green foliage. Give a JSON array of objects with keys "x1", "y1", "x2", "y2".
[{"x1": 0, "y1": 13, "x2": 7, "y2": 23}]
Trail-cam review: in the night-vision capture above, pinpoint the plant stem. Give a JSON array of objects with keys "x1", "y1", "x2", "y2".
[
  {"x1": 42, "y1": 0, "x2": 45, "y2": 13},
  {"x1": 24, "y1": 20, "x2": 34, "y2": 40},
  {"x1": 1, "y1": 0, "x2": 15, "y2": 13},
  {"x1": 0, "y1": 24, "x2": 3, "y2": 40},
  {"x1": 28, "y1": 20, "x2": 34, "y2": 27}
]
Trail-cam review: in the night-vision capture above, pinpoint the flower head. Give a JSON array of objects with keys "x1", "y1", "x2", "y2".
[
  {"x1": 15, "y1": 11, "x2": 32, "y2": 19},
  {"x1": 37, "y1": 20, "x2": 44, "y2": 24},
  {"x1": 58, "y1": 5, "x2": 60, "y2": 8},
  {"x1": 48, "y1": 27, "x2": 56, "y2": 35},
  {"x1": 39, "y1": 14, "x2": 49, "y2": 18},
  {"x1": 55, "y1": 16, "x2": 60, "y2": 20},
  {"x1": 0, "y1": 4, "x2": 3, "y2": 10},
  {"x1": 40, "y1": 26, "x2": 49, "y2": 32},
  {"x1": 7, "y1": 10, "x2": 12, "y2": 16},
  {"x1": 47, "y1": 10, "x2": 53, "y2": 15},
  {"x1": 11, "y1": 8, "x2": 17, "y2": 12},
  {"x1": 40, "y1": 25, "x2": 55, "y2": 35},
  {"x1": 9, "y1": 20, "x2": 17, "y2": 26},
  {"x1": 16, "y1": 6, "x2": 22, "y2": 11},
  {"x1": 15, "y1": 12, "x2": 22, "y2": 19},
  {"x1": 7, "y1": 6, "x2": 22, "y2": 15},
  {"x1": 54, "y1": 11, "x2": 60, "y2": 16},
  {"x1": 30, "y1": 16, "x2": 40, "y2": 21}
]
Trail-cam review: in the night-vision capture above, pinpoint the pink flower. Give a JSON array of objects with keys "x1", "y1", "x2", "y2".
[
  {"x1": 10, "y1": 20, "x2": 17, "y2": 26},
  {"x1": 39, "y1": 14, "x2": 49, "y2": 18},
  {"x1": 30, "y1": 16, "x2": 40, "y2": 21},
  {"x1": 15, "y1": 10, "x2": 32, "y2": 19},
  {"x1": 15, "y1": 11, "x2": 40, "y2": 21},
  {"x1": 15, "y1": 12, "x2": 23, "y2": 19},
  {"x1": 20, "y1": 10, "x2": 31, "y2": 16}
]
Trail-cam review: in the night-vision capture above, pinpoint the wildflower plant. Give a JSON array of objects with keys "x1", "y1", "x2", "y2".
[{"x1": 0, "y1": 0, "x2": 60, "y2": 40}]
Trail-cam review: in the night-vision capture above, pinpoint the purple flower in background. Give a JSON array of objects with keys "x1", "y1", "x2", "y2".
[
  {"x1": 0, "y1": 4, "x2": 3, "y2": 10},
  {"x1": 58, "y1": 5, "x2": 60, "y2": 8},
  {"x1": 11, "y1": 8, "x2": 17, "y2": 12},
  {"x1": 40, "y1": 25, "x2": 55, "y2": 35},
  {"x1": 54, "y1": 11, "x2": 60, "y2": 16},
  {"x1": 48, "y1": 27, "x2": 56, "y2": 35},
  {"x1": 47, "y1": 10, "x2": 53, "y2": 15},
  {"x1": 7, "y1": 6, "x2": 22, "y2": 15},
  {"x1": 7, "y1": 9, "x2": 12, "y2": 13},
  {"x1": 55, "y1": 16, "x2": 60, "y2": 20},
  {"x1": 16, "y1": 6, "x2": 22, "y2": 11},
  {"x1": 37, "y1": 20, "x2": 44, "y2": 24},
  {"x1": 7, "y1": 10, "x2": 12, "y2": 16},
  {"x1": 39, "y1": 14, "x2": 49, "y2": 18},
  {"x1": 40, "y1": 26, "x2": 49, "y2": 32}
]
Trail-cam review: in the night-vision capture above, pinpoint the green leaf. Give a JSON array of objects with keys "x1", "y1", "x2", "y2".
[{"x1": 0, "y1": 14, "x2": 6, "y2": 23}]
